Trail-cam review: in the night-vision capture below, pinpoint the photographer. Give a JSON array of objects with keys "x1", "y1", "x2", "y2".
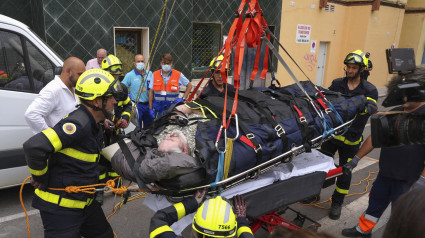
[{"x1": 341, "y1": 65, "x2": 425, "y2": 238}]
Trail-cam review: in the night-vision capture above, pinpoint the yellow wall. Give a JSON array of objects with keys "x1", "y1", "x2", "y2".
[
  {"x1": 276, "y1": 0, "x2": 405, "y2": 89},
  {"x1": 406, "y1": 0, "x2": 425, "y2": 9},
  {"x1": 399, "y1": 14, "x2": 425, "y2": 64}
]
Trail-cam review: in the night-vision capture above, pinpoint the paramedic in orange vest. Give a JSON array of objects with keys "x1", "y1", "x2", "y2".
[{"x1": 148, "y1": 54, "x2": 193, "y2": 119}]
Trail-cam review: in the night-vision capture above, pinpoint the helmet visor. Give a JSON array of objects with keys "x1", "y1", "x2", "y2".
[
  {"x1": 104, "y1": 78, "x2": 123, "y2": 99},
  {"x1": 192, "y1": 230, "x2": 236, "y2": 238},
  {"x1": 109, "y1": 65, "x2": 123, "y2": 75},
  {"x1": 344, "y1": 53, "x2": 363, "y2": 66}
]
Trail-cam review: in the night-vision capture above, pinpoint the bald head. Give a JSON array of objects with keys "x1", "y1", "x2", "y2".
[
  {"x1": 61, "y1": 57, "x2": 85, "y2": 89},
  {"x1": 97, "y1": 49, "x2": 107, "y2": 64}
]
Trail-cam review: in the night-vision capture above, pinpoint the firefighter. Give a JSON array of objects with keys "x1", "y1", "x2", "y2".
[
  {"x1": 148, "y1": 54, "x2": 193, "y2": 119},
  {"x1": 320, "y1": 50, "x2": 378, "y2": 220},
  {"x1": 200, "y1": 55, "x2": 235, "y2": 98},
  {"x1": 23, "y1": 69, "x2": 120, "y2": 237},
  {"x1": 98, "y1": 54, "x2": 132, "y2": 202},
  {"x1": 150, "y1": 191, "x2": 254, "y2": 238}
]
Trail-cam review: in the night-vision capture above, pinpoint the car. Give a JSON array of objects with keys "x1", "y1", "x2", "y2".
[{"x1": 0, "y1": 14, "x2": 63, "y2": 189}]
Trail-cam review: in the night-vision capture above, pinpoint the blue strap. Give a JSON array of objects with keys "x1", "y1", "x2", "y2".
[
  {"x1": 210, "y1": 152, "x2": 225, "y2": 190},
  {"x1": 326, "y1": 101, "x2": 348, "y2": 133}
]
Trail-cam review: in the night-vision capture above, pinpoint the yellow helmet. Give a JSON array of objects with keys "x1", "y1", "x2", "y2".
[
  {"x1": 209, "y1": 55, "x2": 228, "y2": 72},
  {"x1": 344, "y1": 50, "x2": 368, "y2": 67},
  {"x1": 75, "y1": 69, "x2": 123, "y2": 101},
  {"x1": 101, "y1": 54, "x2": 123, "y2": 75},
  {"x1": 192, "y1": 196, "x2": 237, "y2": 238}
]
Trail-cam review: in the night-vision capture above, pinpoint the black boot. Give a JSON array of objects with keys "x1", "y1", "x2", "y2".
[
  {"x1": 329, "y1": 202, "x2": 341, "y2": 220},
  {"x1": 342, "y1": 227, "x2": 371, "y2": 237}
]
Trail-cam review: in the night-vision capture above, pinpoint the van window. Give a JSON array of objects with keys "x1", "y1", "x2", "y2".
[
  {"x1": 25, "y1": 40, "x2": 55, "y2": 92},
  {"x1": 0, "y1": 30, "x2": 31, "y2": 92}
]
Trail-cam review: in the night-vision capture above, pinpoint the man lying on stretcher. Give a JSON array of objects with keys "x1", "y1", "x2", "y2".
[{"x1": 101, "y1": 129, "x2": 202, "y2": 184}]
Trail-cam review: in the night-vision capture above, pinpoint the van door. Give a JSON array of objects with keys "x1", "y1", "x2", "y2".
[{"x1": 0, "y1": 29, "x2": 57, "y2": 188}]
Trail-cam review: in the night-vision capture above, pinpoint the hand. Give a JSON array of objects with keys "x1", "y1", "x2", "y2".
[
  {"x1": 343, "y1": 155, "x2": 361, "y2": 171},
  {"x1": 116, "y1": 119, "x2": 128, "y2": 128},
  {"x1": 233, "y1": 195, "x2": 247, "y2": 218},
  {"x1": 30, "y1": 178, "x2": 46, "y2": 190},
  {"x1": 149, "y1": 109, "x2": 156, "y2": 119},
  {"x1": 174, "y1": 98, "x2": 185, "y2": 104},
  {"x1": 411, "y1": 176, "x2": 425, "y2": 191},
  {"x1": 103, "y1": 119, "x2": 115, "y2": 130},
  {"x1": 193, "y1": 188, "x2": 207, "y2": 205},
  {"x1": 365, "y1": 101, "x2": 378, "y2": 115}
]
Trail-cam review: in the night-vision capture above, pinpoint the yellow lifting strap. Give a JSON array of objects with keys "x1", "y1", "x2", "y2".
[{"x1": 223, "y1": 138, "x2": 234, "y2": 180}]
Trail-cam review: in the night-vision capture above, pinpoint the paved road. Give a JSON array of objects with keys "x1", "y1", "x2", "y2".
[{"x1": 0, "y1": 98, "x2": 391, "y2": 238}]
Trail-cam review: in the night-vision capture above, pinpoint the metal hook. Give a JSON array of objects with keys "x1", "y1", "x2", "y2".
[{"x1": 215, "y1": 125, "x2": 227, "y2": 153}]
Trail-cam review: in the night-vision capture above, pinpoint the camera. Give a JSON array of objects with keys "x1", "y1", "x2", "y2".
[{"x1": 371, "y1": 48, "x2": 425, "y2": 147}]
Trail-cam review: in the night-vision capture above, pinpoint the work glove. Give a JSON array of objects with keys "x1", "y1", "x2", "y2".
[
  {"x1": 233, "y1": 195, "x2": 247, "y2": 218},
  {"x1": 364, "y1": 101, "x2": 378, "y2": 115},
  {"x1": 343, "y1": 155, "x2": 361, "y2": 172},
  {"x1": 30, "y1": 177, "x2": 47, "y2": 191},
  {"x1": 193, "y1": 188, "x2": 207, "y2": 205},
  {"x1": 116, "y1": 119, "x2": 128, "y2": 129},
  {"x1": 411, "y1": 176, "x2": 425, "y2": 191},
  {"x1": 174, "y1": 98, "x2": 185, "y2": 104},
  {"x1": 149, "y1": 109, "x2": 156, "y2": 119},
  {"x1": 103, "y1": 119, "x2": 115, "y2": 130}
]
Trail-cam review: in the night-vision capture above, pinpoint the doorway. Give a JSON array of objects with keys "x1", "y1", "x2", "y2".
[{"x1": 315, "y1": 42, "x2": 328, "y2": 86}]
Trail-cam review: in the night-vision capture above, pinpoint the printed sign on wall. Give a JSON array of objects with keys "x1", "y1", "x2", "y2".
[{"x1": 296, "y1": 24, "x2": 311, "y2": 44}]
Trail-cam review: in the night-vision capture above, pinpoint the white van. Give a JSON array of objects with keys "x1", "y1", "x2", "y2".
[{"x1": 0, "y1": 14, "x2": 63, "y2": 189}]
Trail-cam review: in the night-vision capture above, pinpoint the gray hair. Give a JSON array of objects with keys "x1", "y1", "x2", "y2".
[
  {"x1": 387, "y1": 65, "x2": 425, "y2": 93},
  {"x1": 171, "y1": 130, "x2": 189, "y2": 152}
]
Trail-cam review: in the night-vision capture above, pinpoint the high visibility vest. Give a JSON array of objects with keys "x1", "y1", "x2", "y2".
[{"x1": 153, "y1": 69, "x2": 181, "y2": 102}]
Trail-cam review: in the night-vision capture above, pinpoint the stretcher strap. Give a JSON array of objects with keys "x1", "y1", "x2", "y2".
[
  {"x1": 211, "y1": 151, "x2": 225, "y2": 190},
  {"x1": 223, "y1": 138, "x2": 234, "y2": 180}
]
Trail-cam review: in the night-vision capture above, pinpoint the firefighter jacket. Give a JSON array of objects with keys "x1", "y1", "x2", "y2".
[
  {"x1": 329, "y1": 77, "x2": 378, "y2": 145},
  {"x1": 149, "y1": 197, "x2": 254, "y2": 238},
  {"x1": 23, "y1": 105, "x2": 103, "y2": 212},
  {"x1": 115, "y1": 84, "x2": 132, "y2": 122},
  {"x1": 153, "y1": 69, "x2": 181, "y2": 102}
]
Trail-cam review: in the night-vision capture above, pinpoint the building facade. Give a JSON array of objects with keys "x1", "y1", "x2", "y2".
[{"x1": 0, "y1": 0, "x2": 282, "y2": 79}]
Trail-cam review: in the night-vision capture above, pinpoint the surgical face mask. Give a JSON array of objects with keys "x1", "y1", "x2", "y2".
[
  {"x1": 136, "y1": 62, "x2": 145, "y2": 71},
  {"x1": 162, "y1": 64, "x2": 172, "y2": 72}
]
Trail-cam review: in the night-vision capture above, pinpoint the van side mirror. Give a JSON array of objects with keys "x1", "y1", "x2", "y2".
[{"x1": 54, "y1": 66, "x2": 62, "y2": 75}]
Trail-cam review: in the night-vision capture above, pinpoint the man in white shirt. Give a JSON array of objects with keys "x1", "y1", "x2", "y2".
[
  {"x1": 25, "y1": 57, "x2": 85, "y2": 134},
  {"x1": 86, "y1": 48, "x2": 107, "y2": 70}
]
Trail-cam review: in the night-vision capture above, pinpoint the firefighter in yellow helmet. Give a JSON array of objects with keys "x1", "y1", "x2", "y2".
[
  {"x1": 23, "y1": 69, "x2": 119, "y2": 237},
  {"x1": 200, "y1": 55, "x2": 235, "y2": 98},
  {"x1": 149, "y1": 190, "x2": 254, "y2": 238},
  {"x1": 319, "y1": 50, "x2": 378, "y2": 220},
  {"x1": 98, "y1": 54, "x2": 133, "y2": 202}
]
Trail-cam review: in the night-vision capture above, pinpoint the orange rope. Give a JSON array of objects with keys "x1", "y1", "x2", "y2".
[
  {"x1": 298, "y1": 171, "x2": 378, "y2": 209},
  {"x1": 20, "y1": 176, "x2": 32, "y2": 238}
]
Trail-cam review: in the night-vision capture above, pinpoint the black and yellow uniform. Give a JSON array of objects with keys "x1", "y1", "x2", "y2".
[
  {"x1": 149, "y1": 197, "x2": 254, "y2": 238},
  {"x1": 98, "y1": 85, "x2": 132, "y2": 184},
  {"x1": 23, "y1": 105, "x2": 113, "y2": 238},
  {"x1": 322, "y1": 77, "x2": 378, "y2": 206}
]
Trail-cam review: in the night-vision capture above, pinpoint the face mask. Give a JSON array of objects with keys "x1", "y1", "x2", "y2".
[
  {"x1": 136, "y1": 62, "x2": 145, "y2": 71},
  {"x1": 162, "y1": 64, "x2": 171, "y2": 72}
]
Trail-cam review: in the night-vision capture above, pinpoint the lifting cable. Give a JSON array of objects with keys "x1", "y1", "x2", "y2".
[{"x1": 128, "y1": 0, "x2": 175, "y2": 124}]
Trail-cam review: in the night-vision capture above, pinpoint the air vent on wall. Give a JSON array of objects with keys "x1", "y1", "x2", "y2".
[{"x1": 324, "y1": 4, "x2": 335, "y2": 12}]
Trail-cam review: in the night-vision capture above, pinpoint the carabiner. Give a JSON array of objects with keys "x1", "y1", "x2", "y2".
[
  {"x1": 227, "y1": 114, "x2": 240, "y2": 140},
  {"x1": 215, "y1": 125, "x2": 227, "y2": 153}
]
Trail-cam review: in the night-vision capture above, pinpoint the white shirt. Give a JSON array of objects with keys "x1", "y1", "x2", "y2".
[
  {"x1": 86, "y1": 58, "x2": 100, "y2": 70},
  {"x1": 25, "y1": 76, "x2": 79, "y2": 134}
]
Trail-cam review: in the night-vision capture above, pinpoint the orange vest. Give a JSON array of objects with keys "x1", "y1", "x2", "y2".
[
  {"x1": 153, "y1": 70, "x2": 181, "y2": 91},
  {"x1": 153, "y1": 70, "x2": 181, "y2": 101}
]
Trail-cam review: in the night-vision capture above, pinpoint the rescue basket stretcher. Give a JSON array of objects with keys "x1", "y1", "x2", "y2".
[{"x1": 104, "y1": 82, "x2": 365, "y2": 198}]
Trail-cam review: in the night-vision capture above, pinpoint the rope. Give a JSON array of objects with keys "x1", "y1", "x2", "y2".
[
  {"x1": 20, "y1": 176, "x2": 32, "y2": 238},
  {"x1": 298, "y1": 170, "x2": 378, "y2": 210},
  {"x1": 129, "y1": 0, "x2": 172, "y2": 123}
]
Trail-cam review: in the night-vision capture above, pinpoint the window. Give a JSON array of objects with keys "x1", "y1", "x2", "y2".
[
  {"x1": 192, "y1": 22, "x2": 222, "y2": 71},
  {"x1": 25, "y1": 40, "x2": 55, "y2": 92},
  {"x1": 0, "y1": 30, "x2": 30, "y2": 92},
  {"x1": 114, "y1": 27, "x2": 149, "y2": 75}
]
